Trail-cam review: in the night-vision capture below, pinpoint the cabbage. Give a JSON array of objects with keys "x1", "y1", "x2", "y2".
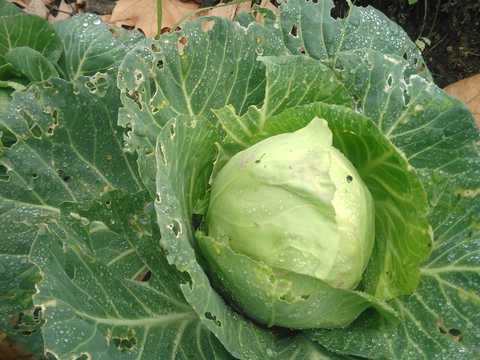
[{"x1": 201, "y1": 117, "x2": 379, "y2": 328}]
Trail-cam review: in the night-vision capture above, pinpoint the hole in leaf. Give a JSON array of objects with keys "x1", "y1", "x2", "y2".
[
  {"x1": 93, "y1": 75, "x2": 109, "y2": 97},
  {"x1": 32, "y1": 173, "x2": 39, "y2": 179},
  {"x1": 402, "y1": 89, "x2": 410, "y2": 106},
  {"x1": 169, "y1": 122, "x2": 175, "y2": 138},
  {"x1": 448, "y1": 327, "x2": 462, "y2": 337},
  {"x1": 157, "y1": 60, "x2": 164, "y2": 70},
  {"x1": 201, "y1": 19, "x2": 214, "y2": 32},
  {"x1": 113, "y1": 336, "x2": 137, "y2": 351},
  {"x1": 135, "y1": 270, "x2": 151, "y2": 281},
  {"x1": 85, "y1": 81, "x2": 96, "y2": 93},
  {"x1": 192, "y1": 213, "x2": 202, "y2": 229},
  {"x1": 0, "y1": 126, "x2": 17, "y2": 148},
  {"x1": 135, "y1": 71, "x2": 143, "y2": 82},
  {"x1": 387, "y1": 75, "x2": 393, "y2": 87},
  {"x1": 290, "y1": 24, "x2": 298, "y2": 37},
  {"x1": 57, "y1": 169, "x2": 71, "y2": 182},
  {"x1": 204, "y1": 312, "x2": 221, "y2": 327},
  {"x1": 30, "y1": 124, "x2": 42, "y2": 138},
  {"x1": 167, "y1": 219, "x2": 181, "y2": 237},
  {"x1": 297, "y1": 46, "x2": 306, "y2": 54},
  {"x1": 330, "y1": 0, "x2": 348, "y2": 18},
  {"x1": 75, "y1": 354, "x2": 89, "y2": 360},
  {"x1": 126, "y1": 89, "x2": 141, "y2": 106},
  {"x1": 104, "y1": 199, "x2": 111, "y2": 207},
  {"x1": 417, "y1": 62, "x2": 426, "y2": 75},
  {"x1": 65, "y1": 263, "x2": 75, "y2": 280},
  {"x1": 11, "y1": 311, "x2": 39, "y2": 335},
  {"x1": 279, "y1": 291, "x2": 295, "y2": 303},
  {"x1": 437, "y1": 317, "x2": 463, "y2": 342},
  {"x1": 300, "y1": 294, "x2": 310, "y2": 300},
  {"x1": 151, "y1": 43, "x2": 162, "y2": 52},
  {"x1": 178, "y1": 36, "x2": 187, "y2": 54},
  {"x1": 52, "y1": 109, "x2": 59, "y2": 124},
  {"x1": 109, "y1": 27, "x2": 122, "y2": 38},
  {"x1": 403, "y1": 52, "x2": 408, "y2": 61},
  {"x1": 19, "y1": 110, "x2": 35, "y2": 127},
  {"x1": 447, "y1": 327, "x2": 463, "y2": 342},
  {"x1": 33, "y1": 307, "x2": 42, "y2": 323},
  {"x1": 143, "y1": 271, "x2": 152, "y2": 281},
  {"x1": 0, "y1": 165, "x2": 10, "y2": 182},
  {"x1": 346, "y1": 175, "x2": 353, "y2": 183}
]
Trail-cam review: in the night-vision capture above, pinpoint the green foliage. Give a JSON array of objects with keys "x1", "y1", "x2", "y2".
[
  {"x1": 0, "y1": 8, "x2": 142, "y2": 101},
  {"x1": 0, "y1": 0, "x2": 479, "y2": 359}
]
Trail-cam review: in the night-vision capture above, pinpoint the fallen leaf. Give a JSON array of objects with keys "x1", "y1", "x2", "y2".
[
  {"x1": 47, "y1": 0, "x2": 77, "y2": 24},
  {"x1": 205, "y1": 0, "x2": 278, "y2": 23},
  {"x1": 7, "y1": 0, "x2": 29, "y2": 9},
  {"x1": 444, "y1": 73, "x2": 480, "y2": 127},
  {"x1": 109, "y1": 0, "x2": 200, "y2": 37},
  {"x1": 0, "y1": 332, "x2": 38, "y2": 360},
  {"x1": 19, "y1": 0, "x2": 49, "y2": 19}
]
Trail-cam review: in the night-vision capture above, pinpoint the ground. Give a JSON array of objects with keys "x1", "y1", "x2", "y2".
[{"x1": 333, "y1": 0, "x2": 480, "y2": 88}]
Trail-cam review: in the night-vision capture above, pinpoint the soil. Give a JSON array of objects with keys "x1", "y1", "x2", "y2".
[{"x1": 332, "y1": 0, "x2": 480, "y2": 88}]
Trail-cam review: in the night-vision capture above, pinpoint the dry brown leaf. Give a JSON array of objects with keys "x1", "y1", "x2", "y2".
[
  {"x1": 0, "y1": 333, "x2": 38, "y2": 360},
  {"x1": 444, "y1": 73, "x2": 480, "y2": 127},
  {"x1": 7, "y1": 0, "x2": 29, "y2": 8},
  {"x1": 109, "y1": 0, "x2": 200, "y2": 37},
  {"x1": 47, "y1": 0, "x2": 77, "y2": 23},
  {"x1": 22, "y1": 0, "x2": 49, "y2": 19},
  {"x1": 205, "y1": 0, "x2": 278, "y2": 23}
]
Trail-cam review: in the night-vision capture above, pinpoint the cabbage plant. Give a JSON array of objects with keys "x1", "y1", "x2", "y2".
[{"x1": 1, "y1": 0, "x2": 479, "y2": 358}]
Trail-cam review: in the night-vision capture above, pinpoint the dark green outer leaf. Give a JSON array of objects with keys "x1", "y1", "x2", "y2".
[
  {"x1": 6, "y1": 47, "x2": 59, "y2": 82},
  {"x1": 0, "y1": 73, "x2": 142, "y2": 355},
  {"x1": 28, "y1": 190, "x2": 228, "y2": 360},
  {"x1": 0, "y1": 13, "x2": 62, "y2": 67},
  {"x1": 212, "y1": 55, "x2": 352, "y2": 175},
  {"x1": 259, "y1": 55, "x2": 352, "y2": 118},
  {"x1": 0, "y1": 74, "x2": 142, "y2": 206},
  {"x1": 53, "y1": 14, "x2": 137, "y2": 81},
  {"x1": 117, "y1": 15, "x2": 286, "y2": 156},
  {"x1": 274, "y1": 0, "x2": 429, "y2": 80},
  {"x1": 0, "y1": 71, "x2": 234, "y2": 358}
]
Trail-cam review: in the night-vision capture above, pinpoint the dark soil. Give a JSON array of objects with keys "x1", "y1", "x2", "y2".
[{"x1": 332, "y1": 0, "x2": 480, "y2": 88}]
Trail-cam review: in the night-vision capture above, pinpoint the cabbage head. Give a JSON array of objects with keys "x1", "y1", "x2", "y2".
[
  {"x1": 207, "y1": 117, "x2": 375, "y2": 289},
  {"x1": 198, "y1": 118, "x2": 399, "y2": 328}
]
